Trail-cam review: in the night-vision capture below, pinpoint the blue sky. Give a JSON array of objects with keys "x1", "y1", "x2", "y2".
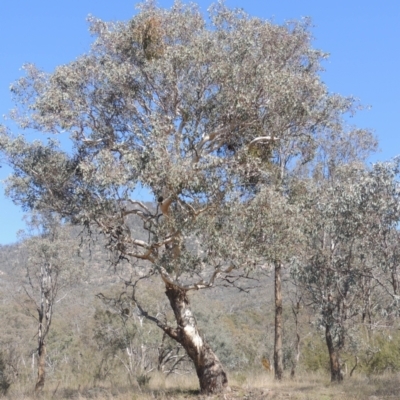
[{"x1": 0, "y1": 0, "x2": 399, "y2": 244}]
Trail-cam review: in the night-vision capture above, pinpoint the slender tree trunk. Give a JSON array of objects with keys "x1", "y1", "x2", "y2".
[
  {"x1": 274, "y1": 262, "x2": 284, "y2": 380},
  {"x1": 290, "y1": 330, "x2": 300, "y2": 379},
  {"x1": 391, "y1": 265, "x2": 398, "y2": 295},
  {"x1": 35, "y1": 342, "x2": 46, "y2": 392},
  {"x1": 290, "y1": 300, "x2": 301, "y2": 378},
  {"x1": 164, "y1": 282, "x2": 228, "y2": 395},
  {"x1": 325, "y1": 323, "x2": 342, "y2": 382},
  {"x1": 361, "y1": 280, "x2": 372, "y2": 328},
  {"x1": 34, "y1": 265, "x2": 53, "y2": 393}
]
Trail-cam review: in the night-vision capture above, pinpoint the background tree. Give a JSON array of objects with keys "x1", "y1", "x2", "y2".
[
  {"x1": 19, "y1": 213, "x2": 84, "y2": 392},
  {"x1": 0, "y1": 0, "x2": 377, "y2": 394},
  {"x1": 292, "y1": 158, "x2": 400, "y2": 382},
  {"x1": 238, "y1": 103, "x2": 376, "y2": 380},
  {"x1": 363, "y1": 159, "x2": 400, "y2": 318},
  {"x1": 240, "y1": 187, "x2": 304, "y2": 380}
]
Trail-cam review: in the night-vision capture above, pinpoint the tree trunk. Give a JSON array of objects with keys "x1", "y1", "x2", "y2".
[
  {"x1": 274, "y1": 262, "x2": 284, "y2": 380},
  {"x1": 164, "y1": 282, "x2": 228, "y2": 395},
  {"x1": 290, "y1": 300, "x2": 301, "y2": 379},
  {"x1": 35, "y1": 342, "x2": 46, "y2": 392},
  {"x1": 391, "y1": 264, "x2": 398, "y2": 296},
  {"x1": 325, "y1": 323, "x2": 342, "y2": 382}
]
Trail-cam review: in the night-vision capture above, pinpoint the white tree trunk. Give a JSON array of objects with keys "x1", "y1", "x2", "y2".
[{"x1": 164, "y1": 282, "x2": 228, "y2": 394}]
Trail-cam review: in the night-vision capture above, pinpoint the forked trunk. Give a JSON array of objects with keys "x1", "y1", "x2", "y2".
[
  {"x1": 35, "y1": 343, "x2": 46, "y2": 392},
  {"x1": 325, "y1": 323, "x2": 342, "y2": 382},
  {"x1": 274, "y1": 262, "x2": 284, "y2": 380},
  {"x1": 164, "y1": 282, "x2": 228, "y2": 395}
]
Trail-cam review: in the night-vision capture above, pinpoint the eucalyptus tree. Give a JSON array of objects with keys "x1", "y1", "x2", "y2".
[
  {"x1": 240, "y1": 101, "x2": 376, "y2": 381},
  {"x1": 292, "y1": 158, "x2": 400, "y2": 382},
  {"x1": 359, "y1": 159, "x2": 400, "y2": 323},
  {"x1": 240, "y1": 186, "x2": 305, "y2": 380},
  {"x1": 293, "y1": 166, "x2": 366, "y2": 381},
  {"x1": 0, "y1": 0, "x2": 371, "y2": 393},
  {"x1": 19, "y1": 213, "x2": 84, "y2": 392}
]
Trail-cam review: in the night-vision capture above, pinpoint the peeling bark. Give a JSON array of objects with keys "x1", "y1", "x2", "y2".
[
  {"x1": 35, "y1": 343, "x2": 46, "y2": 392},
  {"x1": 33, "y1": 262, "x2": 54, "y2": 393},
  {"x1": 164, "y1": 282, "x2": 228, "y2": 395}
]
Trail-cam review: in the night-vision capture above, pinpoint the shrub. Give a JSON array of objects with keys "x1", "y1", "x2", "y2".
[
  {"x1": 365, "y1": 332, "x2": 400, "y2": 374},
  {"x1": 0, "y1": 353, "x2": 11, "y2": 396}
]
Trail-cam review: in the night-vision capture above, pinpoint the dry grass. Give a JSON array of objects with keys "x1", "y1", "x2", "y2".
[{"x1": 4, "y1": 371, "x2": 400, "y2": 399}]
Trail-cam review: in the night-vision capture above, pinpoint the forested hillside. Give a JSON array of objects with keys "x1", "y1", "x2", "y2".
[
  {"x1": 0, "y1": 220, "x2": 399, "y2": 398},
  {"x1": 0, "y1": 230, "x2": 274, "y2": 393}
]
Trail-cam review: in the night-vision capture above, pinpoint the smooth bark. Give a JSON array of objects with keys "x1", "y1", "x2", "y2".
[{"x1": 164, "y1": 282, "x2": 228, "y2": 395}]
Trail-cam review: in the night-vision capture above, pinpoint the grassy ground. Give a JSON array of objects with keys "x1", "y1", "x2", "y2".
[{"x1": 5, "y1": 372, "x2": 400, "y2": 399}]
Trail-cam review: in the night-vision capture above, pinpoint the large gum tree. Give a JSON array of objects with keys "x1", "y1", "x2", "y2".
[{"x1": 0, "y1": 1, "x2": 369, "y2": 393}]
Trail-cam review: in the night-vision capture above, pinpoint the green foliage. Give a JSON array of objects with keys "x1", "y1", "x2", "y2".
[
  {"x1": 302, "y1": 335, "x2": 330, "y2": 372},
  {"x1": 191, "y1": 291, "x2": 271, "y2": 371},
  {"x1": 137, "y1": 374, "x2": 151, "y2": 387},
  {"x1": 364, "y1": 332, "x2": 400, "y2": 374},
  {"x1": 93, "y1": 308, "x2": 137, "y2": 353}
]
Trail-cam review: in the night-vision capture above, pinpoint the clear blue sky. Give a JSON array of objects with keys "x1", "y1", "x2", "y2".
[{"x1": 0, "y1": 0, "x2": 399, "y2": 244}]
